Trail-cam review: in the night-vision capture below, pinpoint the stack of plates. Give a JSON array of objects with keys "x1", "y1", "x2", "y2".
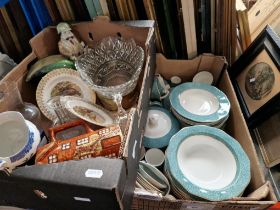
[
  {"x1": 170, "y1": 83, "x2": 230, "y2": 128},
  {"x1": 136, "y1": 161, "x2": 170, "y2": 196},
  {"x1": 164, "y1": 125, "x2": 251, "y2": 201}
]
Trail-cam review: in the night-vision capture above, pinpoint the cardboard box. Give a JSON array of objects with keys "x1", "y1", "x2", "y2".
[
  {"x1": 131, "y1": 54, "x2": 277, "y2": 210},
  {"x1": 0, "y1": 19, "x2": 156, "y2": 210}
]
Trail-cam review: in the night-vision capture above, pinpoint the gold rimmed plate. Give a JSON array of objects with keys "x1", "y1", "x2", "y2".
[{"x1": 36, "y1": 68, "x2": 96, "y2": 121}]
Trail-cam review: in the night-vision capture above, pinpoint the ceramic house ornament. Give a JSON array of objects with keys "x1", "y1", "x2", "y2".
[
  {"x1": 35, "y1": 120, "x2": 125, "y2": 165},
  {"x1": 57, "y1": 22, "x2": 87, "y2": 60}
]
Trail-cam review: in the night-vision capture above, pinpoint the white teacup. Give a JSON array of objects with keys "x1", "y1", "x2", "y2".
[
  {"x1": 0, "y1": 111, "x2": 40, "y2": 171},
  {"x1": 145, "y1": 148, "x2": 165, "y2": 168}
]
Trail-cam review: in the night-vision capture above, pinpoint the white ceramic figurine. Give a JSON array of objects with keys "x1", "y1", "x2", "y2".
[{"x1": 57, "y1": 22, "x2": 87, "y2": 60}]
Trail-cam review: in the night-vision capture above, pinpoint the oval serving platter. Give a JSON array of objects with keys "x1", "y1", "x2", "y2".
[{"x1": 36, "y1": 68, "x2": 96, "y2": 121}]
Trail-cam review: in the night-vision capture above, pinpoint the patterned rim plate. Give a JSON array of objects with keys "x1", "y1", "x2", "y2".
[
  {"x1": 36, "y1": 68, "x2": 96, "y2": 121},
  {"x1": 65, "y1": 96, "x2": 115, "y2": 127},
  {"x1": 170, "y1": 83, "x2": 230, "y2": 123},
  {"x1": 166, "y1": 125, "x2": 250, "y2": 201},
  {"x1": 171, "y1": 107, "x2": 229, "y2": 128}
]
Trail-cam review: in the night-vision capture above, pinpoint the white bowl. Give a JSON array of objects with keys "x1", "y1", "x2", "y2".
[
  {"x1": 177, "y1": 135, "x2": 237, "y2": 190},
  {"x1": 179, "y1": 88, "x2": 219, "y2": 116},
  {"x1": 166, "y1": 126, "x2": 251, "y2": 201}
]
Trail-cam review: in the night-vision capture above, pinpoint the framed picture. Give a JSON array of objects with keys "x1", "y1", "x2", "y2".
[{"x1": 230, "y1": 25, "x2": 280, "y2": 128}]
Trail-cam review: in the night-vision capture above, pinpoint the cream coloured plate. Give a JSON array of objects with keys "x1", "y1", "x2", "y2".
[
  {"x1": 65, "y1": 97, "x2": 114, "y2": 127},
  {"x1": 36, "y1": 68, "x2": 96, "y2": 121}
]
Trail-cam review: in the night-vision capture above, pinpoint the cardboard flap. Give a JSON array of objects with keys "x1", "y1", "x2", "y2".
[
  {"x1": 29, "y1": 19, "x2": 151, "y2": 59},
  {"x1": 156, "y1": 53, "x2": 226, "y2": 84}
]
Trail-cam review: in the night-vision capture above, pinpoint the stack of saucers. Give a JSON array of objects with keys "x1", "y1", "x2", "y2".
[
  {"x1": 164, "y1": 125, "x2": 251, "y2": 201},
  {"x1": 170, "y1": 83, "x2": 230, "y2": 129},
  {"x1": 136, "y1": 161, "x2": 170, "y2": 196}
]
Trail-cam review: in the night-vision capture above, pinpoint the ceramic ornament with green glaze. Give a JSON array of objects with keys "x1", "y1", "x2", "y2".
[{"x1": 26, "y1": 55, "x2": 75, "y2": 82}]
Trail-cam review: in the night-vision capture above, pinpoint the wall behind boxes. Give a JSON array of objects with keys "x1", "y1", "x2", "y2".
[{"x1": 0, "y1": 0, "x2": 239, "y2": 65}]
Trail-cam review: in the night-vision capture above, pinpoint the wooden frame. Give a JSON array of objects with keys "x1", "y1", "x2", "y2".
[{"x1": 230, "y1": 25, "x2": 280, "y2": 128}]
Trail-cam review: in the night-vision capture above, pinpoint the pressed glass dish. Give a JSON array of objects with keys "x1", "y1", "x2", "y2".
[
  {"x1": 75, "y1": 36, "x2": 145, "y2": 132},
  {"x1": 75, "y1": 36, "x2": 145, "y2": 98}
]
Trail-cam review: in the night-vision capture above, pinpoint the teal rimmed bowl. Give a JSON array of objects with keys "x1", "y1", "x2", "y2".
[
  {"x1": 170, "y1": 83, "x2": 230, "y2": 123},
  {"x1": 166, "y1": 125, "x2": 250, "y2": 201}
]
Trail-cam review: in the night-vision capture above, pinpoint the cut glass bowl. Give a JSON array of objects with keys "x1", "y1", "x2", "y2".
[{"x1": 75, "y1": 36, "x2": 145, "y2": 99}]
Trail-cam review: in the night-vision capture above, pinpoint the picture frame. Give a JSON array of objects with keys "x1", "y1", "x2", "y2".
[{"x1": 230, "y1": 25, "x2": 280, "y2": 128}]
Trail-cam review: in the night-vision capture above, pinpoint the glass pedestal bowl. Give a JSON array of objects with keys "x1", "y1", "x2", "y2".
[{"x1": 75, "y1": 36, "x2": 145, "y2": 132}]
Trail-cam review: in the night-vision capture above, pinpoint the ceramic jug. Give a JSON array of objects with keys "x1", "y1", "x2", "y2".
[{"x1": 0, "y1": 111, "x2": 40, "y2": 171}]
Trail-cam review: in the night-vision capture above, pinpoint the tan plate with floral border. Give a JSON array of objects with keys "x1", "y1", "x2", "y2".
[{"x1": 36, "y1": 68, "x2": 96, "y2": 121}]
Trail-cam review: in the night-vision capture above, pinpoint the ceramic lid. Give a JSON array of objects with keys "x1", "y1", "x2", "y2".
[
  {"x1": 166, "y1": 125, "x2": 250, "y2": 201},
  {"x1": 144, "y1": 106, "x2": 180, "y2": 148}
]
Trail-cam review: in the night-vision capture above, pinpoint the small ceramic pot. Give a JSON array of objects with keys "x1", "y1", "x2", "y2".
[
  {"x1": 0, "y1": 111, "x2": 40, "y2": 170},
  {"x1": 150, "y1": 74, "x2": 170, "y2": 101},
  {"x1": 170, "y1": 76, "x2": 182, "y2": 87},
  {"x1": 144, "y1": 106, "x2": 180, "y2": 148}
]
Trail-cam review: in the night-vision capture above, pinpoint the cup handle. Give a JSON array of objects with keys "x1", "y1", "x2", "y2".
[
  {"x1": 149, "y1": 101, "x2": 163, "y2": 107},
  {"x1": 160, "y1": 90, "x2": 170, "y2": 100}
]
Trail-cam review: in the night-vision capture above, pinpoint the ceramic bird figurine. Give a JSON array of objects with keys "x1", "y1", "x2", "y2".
[{"x1": 57, "y1": 22, "x2": 87, "y2": 60}]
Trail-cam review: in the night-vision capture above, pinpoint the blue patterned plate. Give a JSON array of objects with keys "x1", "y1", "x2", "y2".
[
  {"x1": 170, "y1": 83, "x2": 230, "y2": 123},
  {"x1": 166, "y1": 125, "x2": 250, "y2": 201}
]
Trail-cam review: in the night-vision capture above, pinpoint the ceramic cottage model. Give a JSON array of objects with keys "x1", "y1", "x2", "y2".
[
  {"x1": 57, "y1": 22, "x2": 87, "y2": 60},
  {"x1": 35, "y1": 120, "x2": 124, "y2": 165}
]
